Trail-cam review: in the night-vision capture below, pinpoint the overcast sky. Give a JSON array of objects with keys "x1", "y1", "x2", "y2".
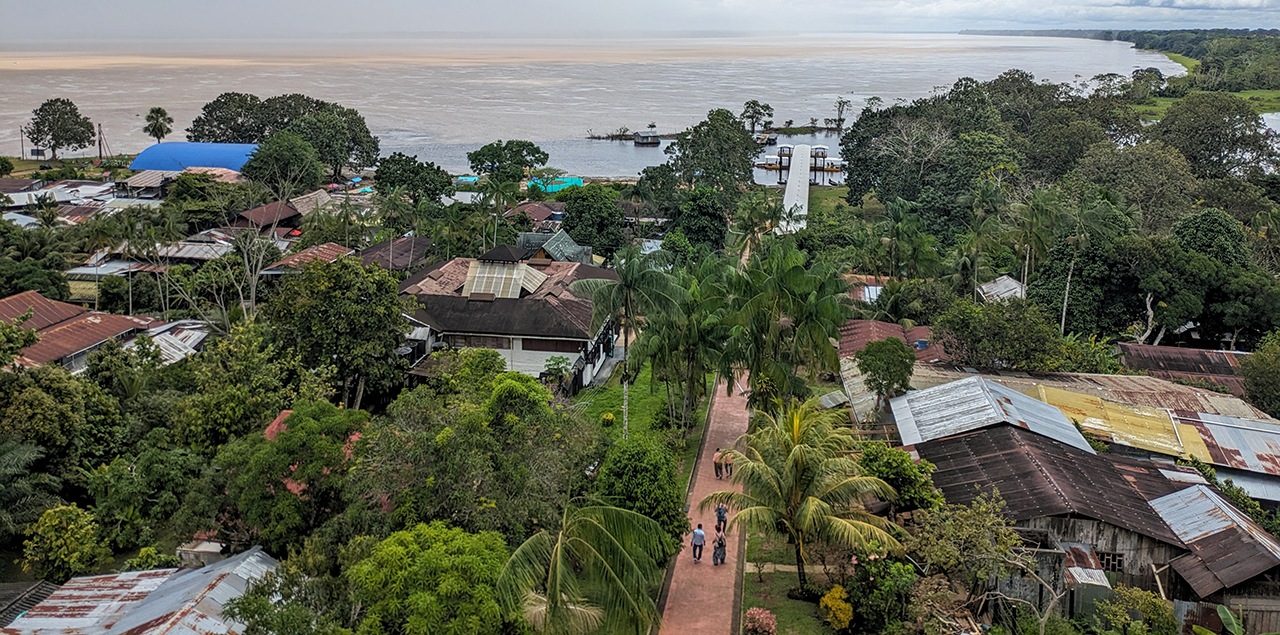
[{"x1": 3, "y1": 0, "x2": 1278, "y2": 43}]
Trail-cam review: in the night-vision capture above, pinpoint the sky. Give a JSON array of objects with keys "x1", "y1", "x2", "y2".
[{"x1": 2, "y1": 0, "x2": 1278, "y2": 44}]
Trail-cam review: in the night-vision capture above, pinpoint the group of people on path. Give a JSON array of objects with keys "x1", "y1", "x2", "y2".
[{"x1": 691, "y1": 448, "x2": 735, "y2": 566}]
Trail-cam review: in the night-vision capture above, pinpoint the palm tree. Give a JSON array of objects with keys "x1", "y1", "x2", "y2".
[
  {"x1": 858, "y1": 279, "x2": 922, "y2": 328},
  {"x1": 0, "y1": 441, "x2": 62, "y2": 538},
  {"x1": 143, "y1": 107, "x2": 173, "y2": 144},
  {"x1": 83, "y1": 216, "x2": 124, "y2": 311},
  {"x1": 700, "y1": 397, "x2": 899, "y2": 586},
  {"x1": 1006, "y1": 188, "x2": 1061, "y2": 284},
  {"x1": 732, "y1": 190, "x2": 782, "y2": 264},
  {"x1": 1056, "y1": 191, "x2": 1124, "y2": 334},
  {"x1": 571, "y1": 246, "x2": 685, "y2": 439},
  {"x1": 498, "y1": 500, "x2": 666, "y2": 634}
]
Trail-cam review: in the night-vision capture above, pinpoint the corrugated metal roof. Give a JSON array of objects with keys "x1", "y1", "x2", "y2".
[
  {"x1": 122, "y1": 170, "x2": 180, "y2": 189},
  {"x1": 890, "y1": 376, "x2": 1095, "y2": 453},
  {"x1": 2, "y1": 547, "x2": 277, "y2": 635},
  {"x1": 909, "y1": 365, "x2": 1274, "y2": 420},
  {"x1": 2, "y1": 213, "x2": 39, "y2": 229},
  {"x1": 1174, "y1": 412, "x2": 1280, "y2": 477},
  {"x1": 266, "y1": 243, "x2": 353, "y2": 271},
  {"x1": 129, "y1": 142, "x2": 257, "y2": 172},
  {"x1": 238, "y1": 201, "x2": 298, "y2": 228},
  {"x1": 1118, "y1": 343, "x2": 1248, "y2": 397},
  {"x1": 1214, "y1": 467, "x2": 1280, "y2": 504},
  {"x1": 1029, "y1": 385, "x2": 1186, "y2": 456},
  {"x1": 1151, "y1": 485, "x2": 1280, "y2": 596},
  {"x1": 181, "y1": 167, "x2": 243, "y2": 184},
  {"x1": 357, "y1": 237, "x2": 432, "y2": 270},
  {"x1": 16, "y1": 313, "x2": 157, "y2": 366},
  {"x1": 0, "y1": 290, "x2": 88, "y2": 330},
  {"x1": 977, "y1": 275, "x2": 1026, "y2": 302},
  {"x1": 1062, "y1": 543, "x2": 1112, "y2": 588},
  {"x1": 917, "y1": 425, "x2": 1182, "y2": 544}
]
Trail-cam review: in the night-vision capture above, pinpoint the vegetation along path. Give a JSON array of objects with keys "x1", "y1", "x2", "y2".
[{"x1": 660, "y1": 375, "x2": 751, "y2": 635}]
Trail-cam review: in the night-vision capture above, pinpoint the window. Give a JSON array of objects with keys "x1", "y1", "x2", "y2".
[
  {"x1": 445, "y1": 334, "x2": 511, "y2": 350},
  {"x1": 523, "y1": 338, "x2": 582, "y2": 353},
  {"x1": 1097, "y1": 552, "x2": 1124, "y2": 573}
]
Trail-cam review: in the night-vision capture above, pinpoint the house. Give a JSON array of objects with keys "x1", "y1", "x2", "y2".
[
  {"x1": 837, "y1": 319, "x2": 947, "y2": 422},
  {"x1": 509, "y1": 201, "x2": 564, "y2": 232},
  {"x1": 0, "y1": 290, "x2": 160, "y2": 373},
  {"x1": 236, "y1": 200, "x2": 301, "y2": 229},
  {"x1": 129, "y1": 142, "x2": 258, "y2": 172},
  {"x1": 1, "y1": 547, "x2": 277, "y2": 635},
  {"x1": 181, "y1": 166, "x2": 243, "y2": 183},
  {"x1": 400, "y1": 245, "x2": 619, "y2": 392},
  {"x1": 844, "y1": 274, "x2": 893, "y2": 303},
  {"x1": 516, "y1": 230, "x2": 594, "y2": 265},
  {"x1": 264, "y1": 242, "x2": 354, "y2": 274},
  {"x1": 357, "y1": 236, "x2": 432, "y2": 271},
  {"x1": 634, "y1": 130, "x2": 661, "y2": 146},
  {"x1": 2, "y1": 213, "x2": 39, "y2": 230},
  {"x1": 0, "y1": 178, "x2": 40, "y2": 194},
  {"x1": 288, "y1": 189, "x2": 333, "y2": 216},
  {"x1": 976, "y1": 274, "x2": 1026, "y2": 302},
  {"x1": 1117, "y1": 343, "x2": 1249, "y2": 396},
  {"x1": 127, "y1": 320, "x2": 209, "y2": 367},
  {"x1": 115, "y1": 170, "x2": 180, "y2": 199}
]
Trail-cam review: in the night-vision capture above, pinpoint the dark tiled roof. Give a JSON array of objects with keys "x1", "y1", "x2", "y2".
[
  {"x1": 916, "y1": 425, "x2": 1184, "y2": 545},
  {"x1": 509, "y1": 202, "x2": 564, "y2": 222},
  {"x1": 1117, "y1": 343, "x2": 1248, "y2": 397},
  {"x1": 838, "y1": 319, "x2": 945, "y2": 362},
  {"x1": 238, "y1": 201, "x2": 299, "y2": 227},
  {"x1": 479, "y1": 245, "x2": 531, "y2": 263},
  {"x1": 357, "y1": 237, "x2": 433, "y2": 270}
]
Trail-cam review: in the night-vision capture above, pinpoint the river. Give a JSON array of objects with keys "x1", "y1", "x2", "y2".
[{"x1": 0, "y1": 33, "x2": 1184, "y2": 178}]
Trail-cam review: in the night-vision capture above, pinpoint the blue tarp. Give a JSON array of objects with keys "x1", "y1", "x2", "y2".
[
  {"x1": 130, "y1": 142, "x2": 259, "y2": 172},
  {"x1": 530, "y1": 177, "x2": 583, "y2": 193}
]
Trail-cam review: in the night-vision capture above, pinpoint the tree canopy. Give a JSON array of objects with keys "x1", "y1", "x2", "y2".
[
  {"x1": 467, "y1": 140, "x2": 549, "y2": 184},
  {"x1": 26, "y1": 98, "x2": 95, "y2": 160}
]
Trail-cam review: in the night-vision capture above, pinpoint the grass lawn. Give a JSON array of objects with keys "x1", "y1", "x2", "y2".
[
  {"x1": 743, "y1": 571, "x2": 831, "y2": 635},
  {"x1": 1135, "y1": 89, "x2": 1280, "y2": 120},
  {"x1": 808, "y1": 186, "x2": 850, "y2": 217},
  {"x1": 746, "y1": 531, "x2": 796, "y2": 565},
  {"x1": 1163, "y1": 52, "x2": 1200, "y2": 73}
]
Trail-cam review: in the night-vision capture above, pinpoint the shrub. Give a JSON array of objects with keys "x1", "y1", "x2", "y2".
[
  {"x1": 744, "y1": 607, "x2": 778, "y2": 635},
  {"x1": 601, "y1": 412, "x2": 615, "y2": 428},
  {"x1": 1097, "y1": 585, "x2": 1177, "y2": 635},
  {"x1": 821, "y1": 585, "x2": 854, "y2": 631},
  {"x1": 22, "y1": 504, "x2": 111, "y2": 583},
  {"x1": 123, "y1": 546, "x2": 181, "y2": 571}
]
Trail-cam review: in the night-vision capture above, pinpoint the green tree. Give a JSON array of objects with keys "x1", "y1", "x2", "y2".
[
  {"x1": 1173, "y1": 207, "x2": 1249, "y2": 268},
  {"x1": 288, "y1": 107, "x2": 380, "y2": 182},
  {"x1": 570, "y1": 246, "x2": 684, "y2": 438},
  {"x1": 905, "y1": 493, "x2": 1024, "y2": 615},
  {"x1": 1097, "y1": 585, "x2": 1178, "y2": 635},
  {"x1": 467, "y1": 140, "x2": 549, "y2": 184},
  {"x1": 857, "y1": 442, "x2": 942, "y2": 514},
  {"x1": 240, "y1": 130, "x2": 324, "y2": 197},
  {"x1": 1152, "y1": 92, "x2": 1278, "y2": 179},
  {"x1": 21, "y1": 504, "x2": 111, "y2": 584},
  {"x1": 560, "y1": 184, "x2": 625, "y2": 257},
  {"x1": 349, "y1": 521, "x2": 513, "y2": 635},
  {"x1": 934, "y1": 298, "x2": 1062, "y2": 371},
  {"x1": 854, "y1": 337, "x2": 916, "y2": 409},
  {"x1": 174, "y1": 323, "x2": 331, "y2": 452},
  {"x1": 374, "y1": 152, "x2": 455, "y2": 205},
  {"x1": 190, "y1": 401, "x2": 369, "y2": 554},
  {"x1": 0, "y1": 364, "x2": 124, "y2": 480},
  {"x1": 1243, "y1": 332, "x2": 1280, "y2": 418},
  {"x1": 0, "y1": 441, "x2": 61, "y2": 539},
  {"x1": 0, "y1": 310, "x2": 39, "y2": 367},
  {"x1": 1073, "y1": 141, "x2": 1197, "y2": 233},
  {"x1": 262, "y1": 256, "x2": 411, "y2": 410},
  {"x1": 672, "y1": 187, "x2": 729, "y2": 252},
  {"x1": 701, "y1": 397, "x2": 899, "y2": 586},
  {"x1": 595, "y1": 434, "x2": 689, "y2": 557},
  {"x1": 122, "y1": 546, "x2": 182, "y2": 571},
  {"x1": 741, "y1": 100, "x2": 774, "y2": 133},
  {"x1": 186, "y1": 92, "x2": 265, "y2": 143},
  {"x1": 0, "y1": 156, "x2": 14, "y2": 177},
  {"x1": 86, "y1": 430, "x2": 204, "y2": 550},
  {"x1": 26, "y1": 98, "x2": 95, "y2": 160},
  {"x1": 498, "y1": 500, "x2": 666, "y2": 634},
  {"x1": 142, "y1": 106, "x2": 173, "y2": 144},
  {"x1": 665, "y1": 109, "x2": 757, "y2": 203}
]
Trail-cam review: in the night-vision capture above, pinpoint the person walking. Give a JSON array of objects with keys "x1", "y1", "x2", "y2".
[
  {"x1": 724, "y1": 449, "x2": 734, "y2": 477},
  {"x1": 715, "y1": 503, "x2": 728, "y2": 533},
  {"x1": 712, "y1": 527, "x2": 727, "y2": 566},
  {"x1": 691, "y1": 524, "x2": 706, "y2": 562},
  {"x1": 712, "y1": 448, "x2": 723, "y2": 479}
]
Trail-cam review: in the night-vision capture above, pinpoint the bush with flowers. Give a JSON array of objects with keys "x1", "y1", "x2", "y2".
[
  {"x1": 744, "y1": 607, "x2": 777, "y2": 635},
  {"x1": 820, "y1": 584, "x2": 855, "y2": 630},
  {"x1": 839, "y1": 542, "x2": 917, "y2": 635}
]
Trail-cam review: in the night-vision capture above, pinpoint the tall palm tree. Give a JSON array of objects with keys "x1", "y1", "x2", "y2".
[
  {"x1": 0, "y1": 441, "x2": 62, "y2": 539},
  {"x1": 1005, "y1": 188, "x2": 1061, "y2": 284},
  {"x1": 83, "y1": 216, "x2": 124, "y2": 311},
  {"x1": 498, "y1": 500, "x2": 666, "y2": 635},
  {"x1": 1056, "y1": 191, "x2": 1124, "y2": 334},
  {"x1": 858, "y1": 279, "x2": 922, "y2": 328},
  {"x1": 701, "y1": 397, "x2": 899, "y2": 586},
  {"x1": 143, "y1": 107, "x2": 174, "y2": 144},
  {"x1": 732, "y1": 190, "x2": 782, "y2": 264},
  {"x1": 571, "y1": 246, "x2": 684, "y2": 439}
]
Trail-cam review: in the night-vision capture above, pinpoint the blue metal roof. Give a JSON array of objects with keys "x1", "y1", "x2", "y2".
[{"x1": 129, "y1": 142, "x2": 258, "y2": 172}]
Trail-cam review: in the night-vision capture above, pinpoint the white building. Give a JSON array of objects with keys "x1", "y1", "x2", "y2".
[{"x1": 400, "y1": 245, "x2": 618, "y2": 392}]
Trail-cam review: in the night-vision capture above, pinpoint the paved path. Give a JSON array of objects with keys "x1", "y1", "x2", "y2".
[{"x1": 660, "y1": 377, "x2": 751, "y2": 635}]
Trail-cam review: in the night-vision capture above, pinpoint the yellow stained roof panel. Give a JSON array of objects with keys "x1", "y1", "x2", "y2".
[{"x1": 1028, "y1": 385, "x2": 1186, "y2": 457}]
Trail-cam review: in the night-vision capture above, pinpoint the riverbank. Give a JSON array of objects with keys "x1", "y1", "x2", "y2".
[{"x1": 1136, "y1": 89, "x2": 1280, "y2": 120}]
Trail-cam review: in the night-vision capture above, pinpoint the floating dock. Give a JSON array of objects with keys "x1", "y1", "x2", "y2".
[{"x1": 776, "y1": 144, "x2": 810, "y2": 234}]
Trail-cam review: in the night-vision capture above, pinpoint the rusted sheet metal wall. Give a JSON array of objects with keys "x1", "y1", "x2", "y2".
[
  {"x1": 1176, "y1": 600, "x2": 1225, "y2": 635},
  {"x1": 1019, "y1": 517, "x2": 1182, "y2": 584},
  {"x1": 1176, "y1": 598, "x2": 1280, "y2": 635}
]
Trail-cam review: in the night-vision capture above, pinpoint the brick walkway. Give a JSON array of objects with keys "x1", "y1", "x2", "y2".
[{"x1": 660, "y1": 376, "x2": 751, "y2": 634}]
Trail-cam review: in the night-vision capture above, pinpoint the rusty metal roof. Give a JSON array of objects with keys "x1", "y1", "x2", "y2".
[
  {"x1": 122, "y1": 170, "x2": 180, "y2": 189},
  {"x1": 891, "y1": 375, "x2": 1096, "y2": 453},
  {"x1": 1118, "y1": 343, "x2": 1248, "y2": 397},
  {"x1": 266, "y1": 243, "x2": 354, "y2": 272},
  {"x1": 237, "y1": 201, "x2": 298, "y2": 228},
  {"x1": 2, "y1": 547, "x2": 276, "y2": 635},
  {"x1": 16, "y1": 313, "x2": 157, "y2": 366},
  {"x1": 909, "y1": 366, "x2": 1273, "y2": 420},
  {"x1": 916, "y1": 425, "x2": 1182, "y2": 544},
  {"x1": 838, "y1": 319, "x2": 946, "y2": 362},
  {"x1": 1028, "y1": 384, "x2": 1188, "y2": 457},
  {"x1": 1061, "y1": 542, "x2": 1111, "y2": 588},
  {"x1": 0, "y1": 290, "x2": 88, "y2": 331},
  {"x1": 1174, "y1": 411, "x2": 1280, "y2": 477},
  {"x1": 1151, "y1": 485, "x2": 1280, "y2": 597}
]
